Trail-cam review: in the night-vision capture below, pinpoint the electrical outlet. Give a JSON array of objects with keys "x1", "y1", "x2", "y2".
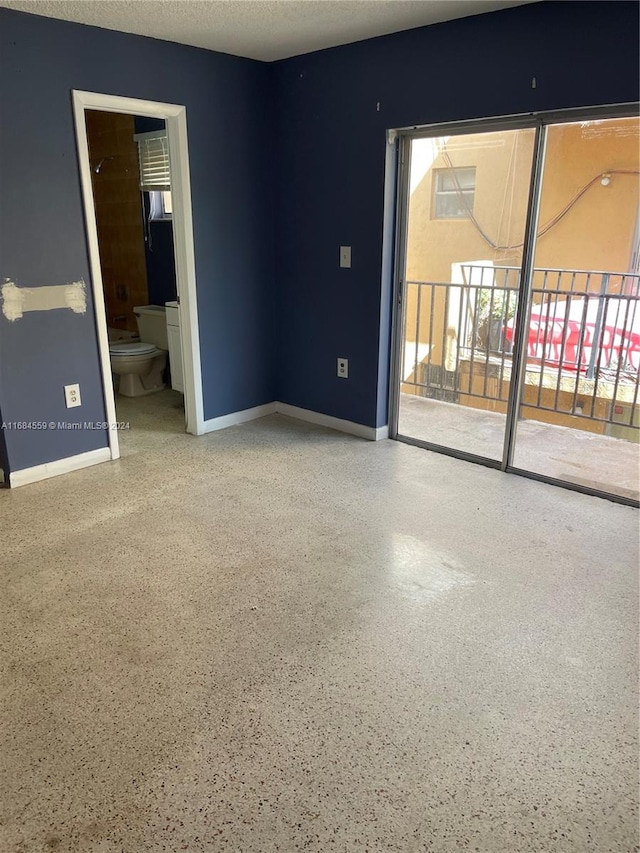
[
  {"x1": 339, "y1": 246, "x2": 351, "y2": 268},
  {"x1": 337, "y1": 358, "x2": 349, "y2": 379},
  {"x1": 64, "y1": 383, "x2": 81, "y2": 408}
]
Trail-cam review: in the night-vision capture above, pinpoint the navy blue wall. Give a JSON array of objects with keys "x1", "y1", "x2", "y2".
[
  {"x1": 273, "y1": 1, "x2": 640, "y2": 428},
  {"x1": 145, "y1": 218, "x2": 178, "y2": 307},
  {"x1": 140, "y1": 193, "x2": 178, "y2": 307},
  {"x1": 0, "y1": 8, "x2": 275, "y2": 471},
  {"x1": 1, "y1": 3, "x2": 638, "y2": 476}
]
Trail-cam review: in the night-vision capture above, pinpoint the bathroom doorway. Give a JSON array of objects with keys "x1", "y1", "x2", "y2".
[
  {"x1": 73, "y1": 91, "x2": 204, "y2": 462},
  {"x1": 84, "y1": 110, "x2": 184, "y2": 444}
]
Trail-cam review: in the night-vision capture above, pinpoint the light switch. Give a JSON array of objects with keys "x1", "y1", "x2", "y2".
[{"x1": 340, "y1": 246, "x2": 351, "y2": 268}]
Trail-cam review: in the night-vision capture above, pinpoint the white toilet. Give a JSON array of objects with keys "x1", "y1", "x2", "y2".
[{"x1": 109, "y1": 305, "x2": 168, "y2": 397}]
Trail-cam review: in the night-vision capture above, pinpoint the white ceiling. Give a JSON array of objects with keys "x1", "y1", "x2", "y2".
[{"x1": 0, "y1": 0, "x2": 538, "y2": 62}]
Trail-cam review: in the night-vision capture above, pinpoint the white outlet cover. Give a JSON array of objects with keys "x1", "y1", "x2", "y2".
[
  {"x1": 337, "y1": 357, "x2": 349, "y2": 378},
  {"x1": 64, "y1": 383, "x2": 82, "y2": 408}
]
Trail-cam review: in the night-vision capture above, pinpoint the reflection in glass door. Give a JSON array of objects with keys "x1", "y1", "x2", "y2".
[
  {"x1": 395, "y1": 127, "x2": 536, "y2": 461},
  {"x1": 511, "y1": 116, "x2": 640, "y2": 501}
]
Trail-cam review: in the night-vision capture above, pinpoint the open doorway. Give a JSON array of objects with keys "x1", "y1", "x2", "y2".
[
  {"x1": 73, "y1": 91, "x2": 204, "y2": 462},
  {"x1": 84, "y1": 110, "x2": 184, "y2": 447}
]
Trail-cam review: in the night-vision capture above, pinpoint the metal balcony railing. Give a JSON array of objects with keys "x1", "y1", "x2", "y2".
[{"x1": 402, "y1": 265, "x2": 640, "y2": 431}]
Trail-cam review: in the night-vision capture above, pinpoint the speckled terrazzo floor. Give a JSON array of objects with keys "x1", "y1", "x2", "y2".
[{"x1": 1, "y1": 391, "x2": 639, "y2": 852}]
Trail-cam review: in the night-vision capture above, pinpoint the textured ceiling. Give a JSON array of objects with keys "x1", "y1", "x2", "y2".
[{"x1": 0, "y1": 0, "x2": 538, "y2": 61}]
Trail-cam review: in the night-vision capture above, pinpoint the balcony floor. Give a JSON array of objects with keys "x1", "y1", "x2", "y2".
[{"x1": 398, "y1": 393, "x2": 640, "y2": 501}]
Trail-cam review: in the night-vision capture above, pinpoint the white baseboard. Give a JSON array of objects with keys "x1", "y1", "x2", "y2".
[
  {"x1": 200, "y1": 400, "x2": 387, "y2": 441},
  {"x1": 201, "y1": 401, "x2": 277, "y2": 434},
  {"x1": 4, "y1": 400, "x2": 386, "y2": 488},
  {"x1": 9, "y1": 446, "x2": 112, "y2": 488},
  {"x1": 275, "y1": 402, "x2": 387, "y2": 441},
  {"x1": 5, "y1": 401, "x2": 386, "y2": 488}
]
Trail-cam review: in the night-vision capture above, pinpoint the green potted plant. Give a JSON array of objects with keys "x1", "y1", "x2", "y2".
[{"x1": 476, "y1": 287, "x2": 518, "y2": 353}]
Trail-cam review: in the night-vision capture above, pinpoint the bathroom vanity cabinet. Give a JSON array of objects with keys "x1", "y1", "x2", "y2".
[{"x1": 165, "y1": 301, "x2": 184, "y2": 394}]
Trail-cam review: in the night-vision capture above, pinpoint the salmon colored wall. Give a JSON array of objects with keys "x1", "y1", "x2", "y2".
[
  {"x1": 404, "y1": 129, "x2": 535, "y2": 363},
  {"x1": 405, "y1": 129, "x2": 535, "y2": 285},
  {"x1": 86, "y1": 111, "x2": 149, "y2": 334},
  {"x1": 406, "y1": 118, "x2": 639, "y2": 291},
  {"x1": 535, "y1": 119, "x2": 640, "y2": 279}
]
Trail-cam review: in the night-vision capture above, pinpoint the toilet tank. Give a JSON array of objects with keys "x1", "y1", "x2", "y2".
[{"x1": 133, "y1": 305, "x2": 169, "y2": 350}]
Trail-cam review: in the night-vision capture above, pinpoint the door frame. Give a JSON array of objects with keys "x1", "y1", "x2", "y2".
[
  {"x1": 387, "y1": 102, "x2": 640, "y2": 506},
  {"x1": 72, "y1": 90, "x2": 204, "y2": 460}
]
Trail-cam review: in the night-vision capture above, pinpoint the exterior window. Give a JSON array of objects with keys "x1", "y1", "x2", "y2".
[
  {"x1": 149, "y1": 190, "x2": 172, "y2": 221},
  {"x1": 433, "y1": 167, "x2": 476, "y2": 218},
  {"x1": 135, "y1": 129, "x2": 171, "y2": 220}
]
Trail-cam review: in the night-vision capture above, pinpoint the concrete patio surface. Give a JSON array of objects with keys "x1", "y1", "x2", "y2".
[{"x1": 398, "y1": 393, "x2": 640, "y2": 501}]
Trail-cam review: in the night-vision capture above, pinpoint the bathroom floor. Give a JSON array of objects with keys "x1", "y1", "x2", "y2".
[
  {"x1": 1, "y1": 411, "x2": 638, "y2": 852},
  {"x1": 114, "y1": 386, "x2": 186, "y2": 448}
]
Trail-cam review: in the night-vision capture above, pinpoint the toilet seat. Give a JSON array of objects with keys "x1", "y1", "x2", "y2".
[{"x1": 109, "y1": 341, "x2": 158, "y2": 357}]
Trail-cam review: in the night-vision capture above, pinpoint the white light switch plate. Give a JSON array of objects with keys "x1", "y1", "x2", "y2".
[
  {"x1": 340, "y1": 246, "x2": 351, "y2": 268},
  {"x1": 64, "y1": 383, "x2": 81, "y2": 408}
]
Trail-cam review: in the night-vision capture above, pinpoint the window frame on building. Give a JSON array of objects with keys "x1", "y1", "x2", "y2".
[{"x1": 432, "y1": 166, "x2": 476, "y2": 219}]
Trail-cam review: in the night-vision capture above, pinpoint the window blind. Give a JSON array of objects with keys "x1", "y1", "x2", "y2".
[{"x1": 134, "y1": 130, "x2": 171, "y2": 191}]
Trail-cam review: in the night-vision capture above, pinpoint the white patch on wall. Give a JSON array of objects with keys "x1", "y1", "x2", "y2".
[{"x1": 1, "y1": 279, "x2": 87, "y2": 321}]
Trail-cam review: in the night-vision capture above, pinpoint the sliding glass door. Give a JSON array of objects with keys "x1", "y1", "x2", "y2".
[
  {"x1": 510, "y1": 116, "x2": 640, "y2": 500},
  {"x1": 391, "y1": 110, "x2": 639, "y2": 504},
  {"x1": 395, "y1": 127, "x2": 536, "y2": 461}
]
